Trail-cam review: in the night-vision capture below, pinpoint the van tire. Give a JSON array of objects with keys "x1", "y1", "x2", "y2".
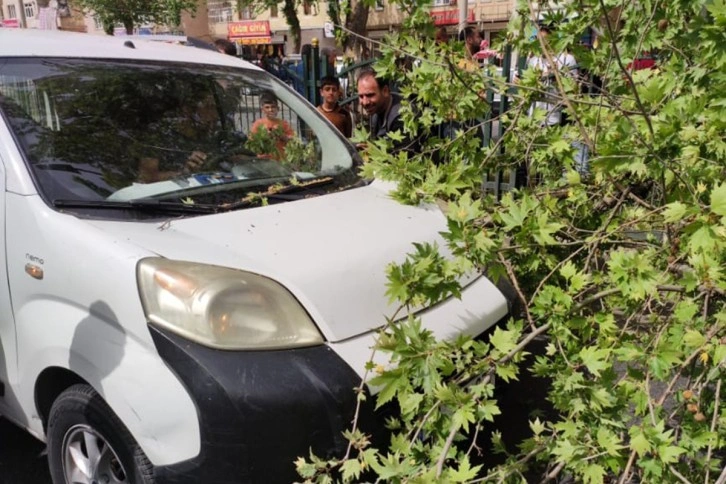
[{"x1": 47, "y1": 384, "x2": 155, "y2": 484}]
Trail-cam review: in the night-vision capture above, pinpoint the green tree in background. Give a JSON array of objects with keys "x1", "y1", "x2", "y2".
[
  {"x1": 74, "y1": 0, "x2": 198, "y2": 35},
  {"x1": 327, "y1": 0, "x2": 370, "y2": 59},
  {"x1": 298, "y1": 0, "x2": 726, "y2": 482}
]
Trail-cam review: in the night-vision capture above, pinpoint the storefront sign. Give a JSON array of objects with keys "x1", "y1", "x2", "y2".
[
  {"x1": 431, "y1": 8, "x2": 475, "y2": 26},
  {"x1": 235, "y1": 37, "x2": 272, "y2": 45},
  {"x1": 228, "y1": 21, "x2": 271, "y2": 40},
  {"x1": 2, "y1": 19, "x2": 20, "y2": 28}
]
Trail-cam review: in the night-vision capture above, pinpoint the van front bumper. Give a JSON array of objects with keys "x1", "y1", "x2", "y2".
[{"x1": 148, "y1": 325, "x2": 388, "y2": 484}]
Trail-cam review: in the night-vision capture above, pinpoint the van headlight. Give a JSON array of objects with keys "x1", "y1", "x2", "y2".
[{"x1": 137, "y1": 258, "x2": 323, "y2": 350}]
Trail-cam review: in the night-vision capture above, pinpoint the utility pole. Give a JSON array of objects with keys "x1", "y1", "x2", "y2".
[
  {"x1": 17, "y1": 0, "x2": 28, "y2": 28},
  {"x1": 458, "y1": 0, "x2": 467, "y2": 36}
]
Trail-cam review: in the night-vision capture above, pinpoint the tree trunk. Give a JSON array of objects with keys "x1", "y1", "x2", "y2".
[
  {"x1": 282, "y1": 0, "x2": 302, "y2": 53},
  {"x1": 344, "y1": 0, "x2": 370, "y2": 60}
]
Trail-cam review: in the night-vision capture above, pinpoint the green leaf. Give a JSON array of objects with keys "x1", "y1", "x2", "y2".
[
  {"x1": 448, "y1": 455, "x2": 481, "y2": 482},
  {"x1": 579, "y1": 346, "x2": 610, "y2": 377},
  {"x1": 533, "y1": 213, "x2": 564, "y2": 245},
  {"x1": 371, "y1": 370, "x2": 405, "y2": 409},
  {"x1": 597, "y1": 427, "x2": 625, "y2": 455},
  {"x1": 714, "y1": 344, "x2": 726, "y2": 365},
  {"x1": 495, "y1": 362, "x2": 519, "y2": 382},
  {"x1": 452, "y1": 406, "x2": 476, "y2": 432},
  {"x1": 583, "y1": 463, "x2": 606, "y2": 484},
  {"x1": 683, "y1": 330, "x2": 706, "y2": 349},
  {"x1": 657, "y1": 445, "x2": 685, "y2": 464},
  {"x1": 629, "y1": 429, "x2": 652, "y2": 456},
  {"x1": 530, "y1": 418, "x2": 546, "y2": 436},
  {"x1": 341, "y1": 459, "x2": 363, "y2": 481},
  {"x1": 398, "y1": 392, "x2": 424, "y2": 416},
  {"x1": 489, "y1": 326, "x2": 518, "y2": 356},
  {"x1": 710, "y1": 183, "x2": 726, "y2": 216},
  {"x1": 477, "y1": 399, "x2": 502, "y2": 422},
  {"x1": 662, "y1": 201, "x2": 688, "y2": 222}
]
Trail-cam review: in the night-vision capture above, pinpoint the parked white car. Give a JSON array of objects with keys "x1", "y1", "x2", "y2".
[{"x1": 0, "y1": 29, "x2": 509, "y2": 483}]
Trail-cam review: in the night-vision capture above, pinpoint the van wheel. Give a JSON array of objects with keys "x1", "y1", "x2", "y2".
[{"x1": 47, "y1": 384, "x2": 154, "y2": 484}]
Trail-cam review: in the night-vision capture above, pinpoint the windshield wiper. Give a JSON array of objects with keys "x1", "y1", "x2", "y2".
[
  {"x1": 219, "y1": 176, "x2": 336, "y2": 211},
  {"x1": 53, "y1": 198, "x2": 218, "y2": 214}
]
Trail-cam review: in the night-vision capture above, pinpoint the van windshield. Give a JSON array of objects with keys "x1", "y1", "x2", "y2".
[{"x1": 0, "y1": 58, "x2": 362, "y2": 218}]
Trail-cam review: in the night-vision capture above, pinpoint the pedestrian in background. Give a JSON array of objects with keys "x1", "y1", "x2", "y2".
[
  {"x1": 525, "y1": 20, "x2": 579, "y2": 127},
  {"x1": 214, "y1": 39, "x2": 237, "y2": 56},
  {"x1": 457, "y1": 27, "x2": 482, "y2": 71},
  {"x1": 525, "y1": 20, "x2": 588, "y2": 176},
  {"x1": 36, "y1": 0, "x2": 58, "y2": 30},
  {"x1": 317, "y1": 76, "x2": 352, "y2": 138},
  {"x1": 435, "y1": 27, "x2": 450, "y2": 45}
]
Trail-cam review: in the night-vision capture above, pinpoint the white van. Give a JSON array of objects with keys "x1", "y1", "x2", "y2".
[{"x1": 0, "y1": 29, "x2": 509, "y2": 483}]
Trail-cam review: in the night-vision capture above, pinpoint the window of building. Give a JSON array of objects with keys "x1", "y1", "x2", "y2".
[
  {"x1": 432, "y1": 0, "x2": 451, "y2": 6},
  {"x1": 208, "y1": 0, "x2": 233, "y2": 23},
  {"x1": 239, "y1": 6, "x2": 254, "y2": 19},
  {"x1": 270, "y1": 4, "x2": 278, "y2": 17},
  {"x1": 93, "y1": 16, "x2": 104, "y2": 30},
  {"x1": 375, "y1": 0, "x2": 384, "y2": 11},
  {"x1": 24, "y1": 2, "x2": 34, "y2": 19},
  {"x1": 303, "y1": 0, "x2": 312, "y2": 15},
  {"x1": 7, "y1": 4, "x2": 17, "y2": 18}
]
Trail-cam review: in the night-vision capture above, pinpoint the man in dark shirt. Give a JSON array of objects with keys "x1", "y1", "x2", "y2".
[
  {"x1": 357, "y1": 70, "x2": 403, "y2": 139},
  {"x1": 317, "y1": 76, "x2": 353, "y2": 137},
  {"x1": 357, "y1": 69, "x2": 421, "y2": 153}
]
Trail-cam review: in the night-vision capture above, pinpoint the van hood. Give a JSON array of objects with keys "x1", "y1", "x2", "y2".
[{"x1": 89, "y1": 181, "x2": 487, "y2": 342}]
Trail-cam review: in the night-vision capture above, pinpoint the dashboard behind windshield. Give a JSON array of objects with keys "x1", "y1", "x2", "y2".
[{"x1": 0, "y1": 58, "x2": 360, "y2": 217}]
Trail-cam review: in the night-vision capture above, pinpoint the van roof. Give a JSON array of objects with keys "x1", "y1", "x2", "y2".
[{"x1": 0, "y1": 29, "x2": 259, "y2": 71}]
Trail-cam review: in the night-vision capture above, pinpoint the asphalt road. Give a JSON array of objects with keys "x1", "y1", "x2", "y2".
[{"x1": 0, "y1": 418, "x2": 51, "y2": 484}]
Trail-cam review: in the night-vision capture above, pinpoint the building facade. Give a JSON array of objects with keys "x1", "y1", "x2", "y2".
[
  {"x1": 1, "y1": 0, "x2": 38, "y2": 29},
  {"x1": 1, "y1": 0, "x2": 516, "y2": 57},
  {"x1": 206, "y1": 0, "x2": 338, "y2": 58},
  {"x1": 367, "y1": 0, "x2": 514, "y2": 47}
]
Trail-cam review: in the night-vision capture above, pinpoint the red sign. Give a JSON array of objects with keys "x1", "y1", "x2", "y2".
[
  {"x1": 2, "y1": 19, "x2": 20, "y2": 28},
  {"x1": 431, "y1": 8, "x2": 475, "y2": 26},
  {"x1": 228, "y1": 21, "x2": 271, "y2": 39}
]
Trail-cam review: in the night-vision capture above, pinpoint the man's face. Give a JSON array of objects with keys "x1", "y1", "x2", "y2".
[
  {"x1": 320, "y1": 84, "x2": 340, "y2": 105},
  {"x1": 261, "y1": 102, "x2": 279, "y2": 119},
  {"x1": 467, "y1": 31, "x2": 482, "y2": 56},
  {"x1": 357, "y1": 76, "x2": 390, "y2": 116}
]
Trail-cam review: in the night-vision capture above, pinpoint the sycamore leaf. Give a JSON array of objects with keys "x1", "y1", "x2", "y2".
[
  {"x1": 662, "y1": 201, "x2": 688, "y2": 222},
  {"x1": 489, "y1": 326, "x2": 518, "y2": 355},
  {"x1": 629, "y1": 429, "x2": 651, "y2": 456},
  {"x1": 477, "y1": 399, "x2": 502, "y2": 421},
  {"x1": 579, "y1": 346, "x2": 610, "y2": 377},
  {"x1": 398, "y1": 392, "x2": 424, "y2": 416},
  {"x1": 341, "y1": 459, "x2": 363, "y2": 481},
  {"x1": 452, "y1": 406, "x2": 476, "y2": 432},
  {"x1": 683, "y1": 330, "x2": 707, "y2": 349},
  {"x1": 533, "y1": 213, "x2": 564, "y2": 245},
  {"x1": 447, "y1": 455, "x2": 482, "y2": 482},
  {"x1": 530, "y1": 418, "x2": 546, "y2": 436},
  {"x1": 714, "y1": 344, "x2": 726, "y2": 365},
  {"x1": 711, "y1": 183, "x2": 726, "y2": 217},
  {"x1": 583, "y1": 463, "x2": 606, "y2": 484},
  {"x1": 657, "y1": 445, "x2": 685, "y2": 464},
  {"x1": 495, "y1": 362, "x2": 519, "y2": 382}
]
